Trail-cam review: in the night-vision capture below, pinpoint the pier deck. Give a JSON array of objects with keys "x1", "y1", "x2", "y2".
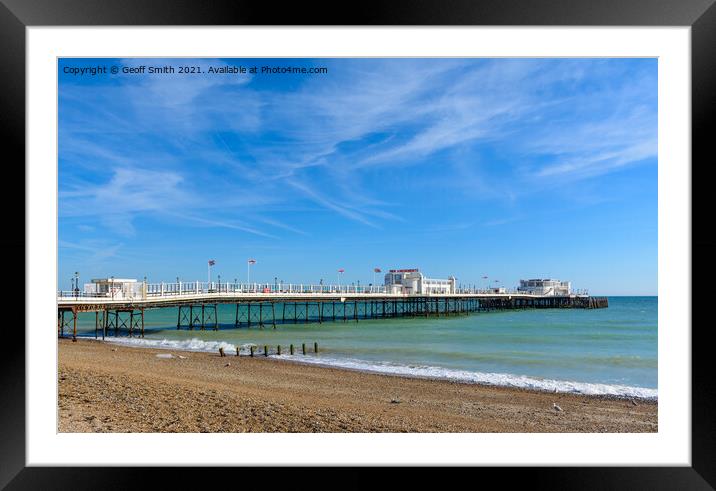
[
  {"x1": 59, "y1": 291, "x2": 597, "y2": 310},
  {"x1": 57, "y1": 285, "x2": 608, "y2": 341}
]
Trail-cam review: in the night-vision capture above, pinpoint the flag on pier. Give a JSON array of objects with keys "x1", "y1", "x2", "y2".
[
  {"x1": 338, "y1": 268, "x2": 345, "y2": 273},
  {"x1": 248, "y1": 259, "x2": 256, "y2": 264},
  {"x1": 374, "y1": 268, "x2": 382, "y2": 273},
  {"x1": 208, "y1": 260, "x2": 216, "y2": 266}
]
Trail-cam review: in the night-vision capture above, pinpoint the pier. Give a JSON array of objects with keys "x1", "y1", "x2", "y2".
[{"x1": 57, "y1": 281, "x2": 608, "y2": 341}]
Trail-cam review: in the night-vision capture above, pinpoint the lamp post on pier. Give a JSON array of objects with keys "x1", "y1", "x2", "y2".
[
  {"x1": 247, "y1": 259, "x2": 256, "y2": 291},
  {"x1": 337, "y1": 269, "x2": 344, "y2": 292},
  {"x1": 207, "y1": 259, "x2": 215, "y2": 289}
]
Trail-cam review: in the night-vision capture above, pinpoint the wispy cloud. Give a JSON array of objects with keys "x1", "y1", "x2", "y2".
[
  {"x1": 59, "y1": 57, "x2": 657, "y2": 245},
  {"x1": 532, "y1": 106, "x2": 657, "y2": 180},
  {"x1": 59, "y1": 166, "x2": 280, "y2": 238},
  {"x1": 59, "y1": 239, "x2": 124, "y2": 263},
  {"x1": 288, "y1": 180, "x2": 379, "y2": 228}
]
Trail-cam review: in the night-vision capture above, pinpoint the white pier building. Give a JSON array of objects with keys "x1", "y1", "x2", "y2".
[
  {"x1": 384, "y1": 268, "x2": 456, "y2": 295},
  {"x1": 517, "y1": 278, "x2": 571, "y2": 296},
  {"x1": 83, "y1": 278, "x2": 143, "y2": 300}
]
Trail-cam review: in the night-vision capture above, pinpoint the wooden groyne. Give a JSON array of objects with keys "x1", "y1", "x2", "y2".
[
  {"x1": 57, "y1": 294, "x2": 608, "y2": 341},
  {"x1": 232, "y1": 342, "x2": 319, "y2": 358}
]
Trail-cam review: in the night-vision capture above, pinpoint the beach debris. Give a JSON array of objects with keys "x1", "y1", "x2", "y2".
[
  {"x1": 390, "y1": 397, "x2": 401, "y2": 404},
  {"x1": 155, "y1": 353, "x2": 173, "y2": 359},
  {"x1": 552, "y1": 403, "x2": 563, "y2": 412},
  {"x1": 111, "y1": 348, "x2": 117, "y2": 352},
  {"x1": 224, "y1": 362, "x2": 231, "y2": 367},
  {"x1": 178, "y1": 355, "x2": 187, "y2": 359},
  {"x1": 631, "y1": 399, "x2": 638, "y2": 406}
]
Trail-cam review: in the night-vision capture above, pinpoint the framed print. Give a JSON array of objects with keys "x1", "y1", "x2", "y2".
[{"x1": 5, "y1": 0, "x2": 715, "y2": 486}]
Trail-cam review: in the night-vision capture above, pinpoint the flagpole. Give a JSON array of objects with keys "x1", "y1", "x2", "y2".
[{"x1": 247, "y1": 261, "x2": 250, "y2": 288}]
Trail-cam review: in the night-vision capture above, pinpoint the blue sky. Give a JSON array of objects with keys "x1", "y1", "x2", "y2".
[{"x1": 58, "y1": 58, "x2": 657, "y2": 295}]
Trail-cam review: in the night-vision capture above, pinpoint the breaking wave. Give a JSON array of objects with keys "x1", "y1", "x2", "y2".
[{"x1": 104, "y1": 337, "x2": 657, "y2": 400}]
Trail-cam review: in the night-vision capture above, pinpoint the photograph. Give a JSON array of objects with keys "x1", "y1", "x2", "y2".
[{"x1": 56, "y1": 56, "x2": 658, "y2": 434}]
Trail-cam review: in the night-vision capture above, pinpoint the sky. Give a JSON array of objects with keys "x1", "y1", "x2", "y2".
[{"x1": 58, "y1": 58, "x2": 657, "y2": 295}]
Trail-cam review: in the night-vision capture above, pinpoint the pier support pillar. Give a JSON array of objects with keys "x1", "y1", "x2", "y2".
[{"x1": 72, "y1": 308, "x2": 77, "y2": 342}]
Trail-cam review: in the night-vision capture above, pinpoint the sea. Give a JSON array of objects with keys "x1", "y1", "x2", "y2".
[{"x1": 70, "y1": 296, "x2": 658, "y2": 400}]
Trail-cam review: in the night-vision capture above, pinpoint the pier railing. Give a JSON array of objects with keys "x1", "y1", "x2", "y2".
[
  {"x1": 59, "y1": 282, "x2": 390, "y2": 300},
  {"x1": 58, "y1": 281, "x2": 589, "y2": 300}
]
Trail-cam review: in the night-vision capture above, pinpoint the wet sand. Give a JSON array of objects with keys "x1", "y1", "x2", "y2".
[{"x1": 58, "y1": 339, "x2": 657, "y2": 433}]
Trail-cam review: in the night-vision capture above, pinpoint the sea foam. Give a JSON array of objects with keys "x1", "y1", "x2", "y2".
[
  {"x1": 104, "y1": 336, "x2": 657, "y2": 400},
  {"x1": 107, "y1": 336, "x2": 239, "y2": 353}
]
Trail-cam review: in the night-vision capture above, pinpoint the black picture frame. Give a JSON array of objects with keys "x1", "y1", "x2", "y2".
[{"x1": 4, "y1": 0, "x2": 714, "y2": 486}]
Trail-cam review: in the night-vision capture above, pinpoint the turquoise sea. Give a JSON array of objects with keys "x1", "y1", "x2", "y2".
[{"x1": 72, "y1": 296, "x2": 657, "y2": 399}]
